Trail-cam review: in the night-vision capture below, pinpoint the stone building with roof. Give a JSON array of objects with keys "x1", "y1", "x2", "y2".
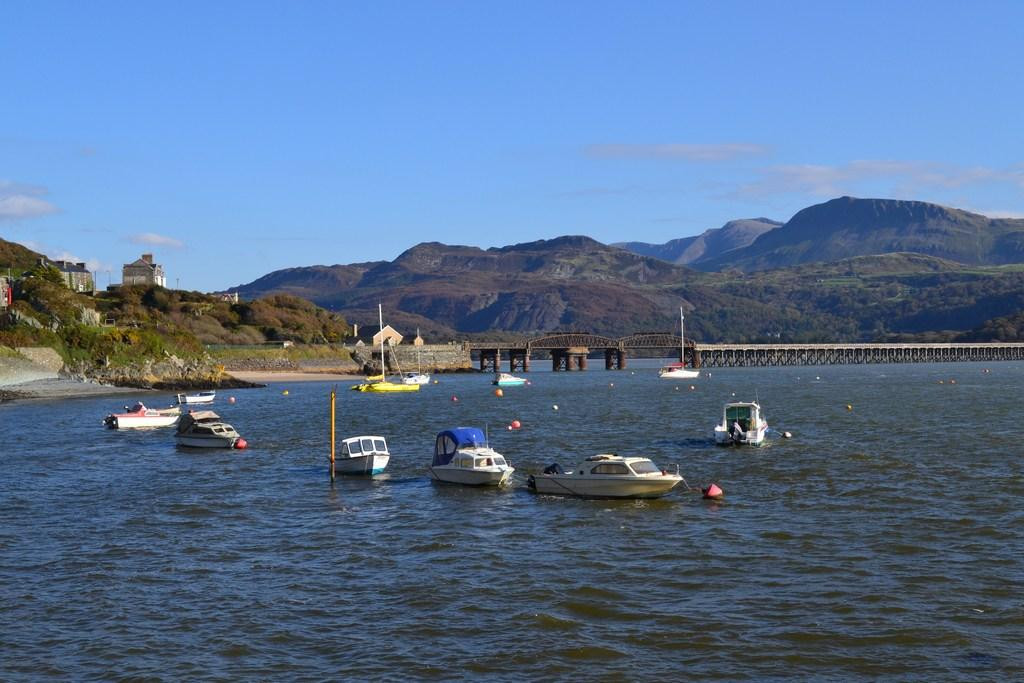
[
  {"x1": 52, "y1": 260, "x2": 94, "y2": 293},
  {"x1": 122, "y1": 253, "x2": 166, "y2": 287}
]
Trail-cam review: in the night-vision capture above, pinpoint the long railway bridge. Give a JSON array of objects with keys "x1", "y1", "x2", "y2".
[{"x1": 467, "y1": 333, "x2": 1024, "y2": 371}]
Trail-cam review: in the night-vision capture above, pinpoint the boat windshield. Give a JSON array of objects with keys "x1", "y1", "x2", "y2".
[
  {"x1": 373, "y1": 438, "x2": 387, "y2": 453},
  {"x1": 629, "y1": 460, "x2": 661, "y2": 475},
  {"x1": 591, "y1": 463, "x2": 630, "y2": 475},
  {"x1": 360, "y1": 438, "x2": 376, "y2": 453},
  {"x1": 492, "y1": 456, "x2": 507, "y2": 467}
]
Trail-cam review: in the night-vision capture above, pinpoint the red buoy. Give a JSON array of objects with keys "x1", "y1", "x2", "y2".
[
  {"x1": 451, "y1": 395, "x2": 459, "y2": 402},
  {"x1": 702, "y1": 483, "x2": 723, "y2": 499},
  {"x1": 234, "y1": 438, "x2": 248, "y2": 450},
  {"x1": 510, "y1": 419, "x2": 521, "y2": 430}
]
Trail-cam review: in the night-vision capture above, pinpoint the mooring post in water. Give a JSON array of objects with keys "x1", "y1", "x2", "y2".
[{"x1": 330, "y1": 387, "x2": 336, "y2": 483}]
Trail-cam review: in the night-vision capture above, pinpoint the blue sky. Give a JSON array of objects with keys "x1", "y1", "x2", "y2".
[{"x1": 2, "y1": 1, "x2": 1023, "y2": 291}]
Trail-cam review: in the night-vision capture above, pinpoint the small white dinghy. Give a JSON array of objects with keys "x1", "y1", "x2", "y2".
[
  {"x1": 176, "y1": 390, "x2": 216, "y2": 405},
  {"x1": 428, "y1": 428, "x2": 514, "y2": 486},
  {"x1": 337, "y1": 435, "x2": 391, "y2": 475}
]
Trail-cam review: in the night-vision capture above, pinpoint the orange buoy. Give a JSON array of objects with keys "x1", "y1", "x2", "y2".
[
  {"x1": 494, "y1": 388, "x2": 504, "y2": 397},
  {"x1": 702, "y1": 483, "x2": 723, "y2": 499}
]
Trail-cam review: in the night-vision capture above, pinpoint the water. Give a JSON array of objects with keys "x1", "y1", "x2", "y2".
[{"x1": 1, "y1": 361, "x2": 1022, "y2": 680}]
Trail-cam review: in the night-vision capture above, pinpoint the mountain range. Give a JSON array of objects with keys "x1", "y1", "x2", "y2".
[
  {"x1": 6, "y1": 195, "x2": 1024, "y2": 343},
  {"x1": 229, "y1": 196, "x2": 1024, "y2": 342},
  {"x1": 614, "y1": 218, "x2": 782, "y2": 267}
]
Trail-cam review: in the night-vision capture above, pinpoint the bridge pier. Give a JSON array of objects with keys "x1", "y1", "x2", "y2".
[
  {"x1": 604, "y1": 349, "x2": 627, "y2": 370},
  {"x1": 479, "y1": 348, "x2": 500, "y2": 373},
  {"x1": 509, "y1": 349, "x2": 530, "y2": 373},
  {"x1": 551, "y1": 349, "x2": 567, "y2": 371}
]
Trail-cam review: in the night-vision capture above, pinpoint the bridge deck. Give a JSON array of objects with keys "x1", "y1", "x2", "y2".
[{"x1": 468, "y1": 338, "x2": 1024, "y2": 369}]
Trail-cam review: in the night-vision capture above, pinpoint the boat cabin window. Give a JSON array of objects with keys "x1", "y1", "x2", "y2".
[
  {"x1": 436, "y1": 434, "x2": 459, "y2": 456},
  {"x1": 373, "y1": 438, "x2": 387, "y2": 453},
  {"x1": 492, "y1": 456, "x2": 507, "y2": 467},
  {"x1": 475, "y1": 457, "x2": 494, "y2": 468},
  {"x1": 360, "y1": 438, "x2": 376, "y2": 453},
  {"x1": 591, "y1": 463, "x2": 630, "y2": 475},
  {"x1": 455, "y1": 455, "x2": 474, "y2": 468},
  {"x1": 629, "y1": 460, "x2": 661, "y2": 475}
]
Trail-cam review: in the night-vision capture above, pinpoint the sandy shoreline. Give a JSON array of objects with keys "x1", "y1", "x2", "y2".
[
  {"x1": 0, "y1": 371, "x2": 364, "y2": 403},
  {"x1": 0, "y1": 378, "x2": 146, "y2": 402},
  {"x1": 228, "y1": 371, "x2": 362, "y2": 383}
]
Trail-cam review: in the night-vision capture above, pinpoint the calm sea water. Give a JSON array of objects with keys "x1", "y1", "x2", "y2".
[{"x1": 1, "y1": 361, "x2": 1022, "y2": 680}]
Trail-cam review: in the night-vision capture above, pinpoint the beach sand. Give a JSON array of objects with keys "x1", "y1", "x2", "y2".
[
  {"x1": 0, "y1": 378, "x2": 145, "y2": 402},
  {"x1": 227, "y1": 371, "x2": 362, "y2": 383}
]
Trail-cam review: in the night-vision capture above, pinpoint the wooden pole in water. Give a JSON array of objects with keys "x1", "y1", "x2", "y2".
[{"x1": 330, "y1": 387, "x2": 336, "y2": 482}]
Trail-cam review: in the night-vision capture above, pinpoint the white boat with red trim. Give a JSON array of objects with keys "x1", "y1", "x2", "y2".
[{"x1": 103, "y1": 402, "x2": 181, "y2": 429}]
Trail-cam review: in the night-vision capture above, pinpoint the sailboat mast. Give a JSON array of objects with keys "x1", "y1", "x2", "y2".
[
  {"x1": 680, "y1": 306, "x2": 685, "y2": 364},
  {"x1": 378, "y1": 303, "x2": 385, "y2": 377}
]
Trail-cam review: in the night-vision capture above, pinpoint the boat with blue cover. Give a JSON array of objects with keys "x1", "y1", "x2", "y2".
[{"x1": 428, "y1": 427, "x2": 514, "y2": 486}]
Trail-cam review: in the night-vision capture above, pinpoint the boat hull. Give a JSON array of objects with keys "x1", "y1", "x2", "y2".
[
  {"x1": 352, "y1": 381, "x2": 420, "y2": 393},
  {"x1": 177, "y1": 392, "x2": 216, "y2": 405},
  {"x1": 714, "y1": 424, "x2": 767, "y2": 446},
  {"x1": 175, "y1": 434, "x2": 239, "y2": 448},
  {"x1": 110, "y1": 415, "x2": 180, "y2": 429},
  {"x1": 659, "y1": 368, "x2": 699, "y2": 379},
  {"x1": 336, "y1": 453, "x2": 389, "y2": 475},
  {"x1": 428, "y1": 466, "x2": 513, "y2": 486},
  {"x1": 402, "y1": 373, "x2": 431, "y2": 385},
  {"x1": 529, "y1": 474, "x2": 682, "y2": 498}
]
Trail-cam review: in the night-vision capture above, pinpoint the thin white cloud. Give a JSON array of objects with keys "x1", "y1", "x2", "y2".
[
  {"x1": 585, "y1": 143, "x2": 770, "y2": 162},
  {"x1": 733, "y1": 160, "x2": 1024, "y2": 198},
  {"x1": 0, "y1": 180, "x2": 59, "y2": 221},
  {"x1": 969, "y1": 209, "x2": 1024, "y2": 219},
  {"x1": 128, "y1": 232, "x2": 184, "y2": 249},
  {"x1": 20, "y1": 240, "x2": 111, "y2": 272}
]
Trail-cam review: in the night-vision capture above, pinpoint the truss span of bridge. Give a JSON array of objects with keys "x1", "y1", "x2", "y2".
[
  {"x1": 468, "y1": 332, "x2": 693, "y2": 372},
  {"x1": 468, "y1": 335, "x2": 1024, "y2": 372}
]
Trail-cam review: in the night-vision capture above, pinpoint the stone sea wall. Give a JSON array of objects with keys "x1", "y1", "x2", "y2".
[{"x1": 373, "y1": 343, "x2": 473, "y2": 373}]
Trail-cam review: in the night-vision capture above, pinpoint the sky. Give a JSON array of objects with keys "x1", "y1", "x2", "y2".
[{"x1": 2, "y1": 1, "x2": 1024, "y2": 291}]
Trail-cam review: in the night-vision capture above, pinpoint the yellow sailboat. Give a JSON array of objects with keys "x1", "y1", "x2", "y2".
[{"x1": 352, "y1": 304, "x2": 420, "y2": 393}]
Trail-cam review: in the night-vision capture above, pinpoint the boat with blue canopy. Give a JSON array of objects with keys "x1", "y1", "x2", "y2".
[{"x1": 428, "y1": 427, "x2": 514, "y2": 486}]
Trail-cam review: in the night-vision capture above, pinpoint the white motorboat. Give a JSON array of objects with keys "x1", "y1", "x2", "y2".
[
  {"x1": 175, "y1": 410, "x2": 248, "y2": 449},
  {"x1": 492, "y1": 372, "x2": 527, "y2": 387},
  {"x1": 103, "y1": 402, "x2": 181, "y2": 429},
  {"x1": 337, "y1": 435, "x2": 391, "y2": 475},
  {"x1": 714, "y1": 401, "x2": 768, "y2": 446},
  {"x1": 428, "y1": 428, "x2": 514, "y2": 486},
  {"x1": 659, "y1": 307, "x2": 699, "y2": 379},
  {"x1": 527, "y1": 454, "x2": 683, "y2": 498},
  {"x1": 176, "y1": 390, "x2": 216, "y2": 405}
]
